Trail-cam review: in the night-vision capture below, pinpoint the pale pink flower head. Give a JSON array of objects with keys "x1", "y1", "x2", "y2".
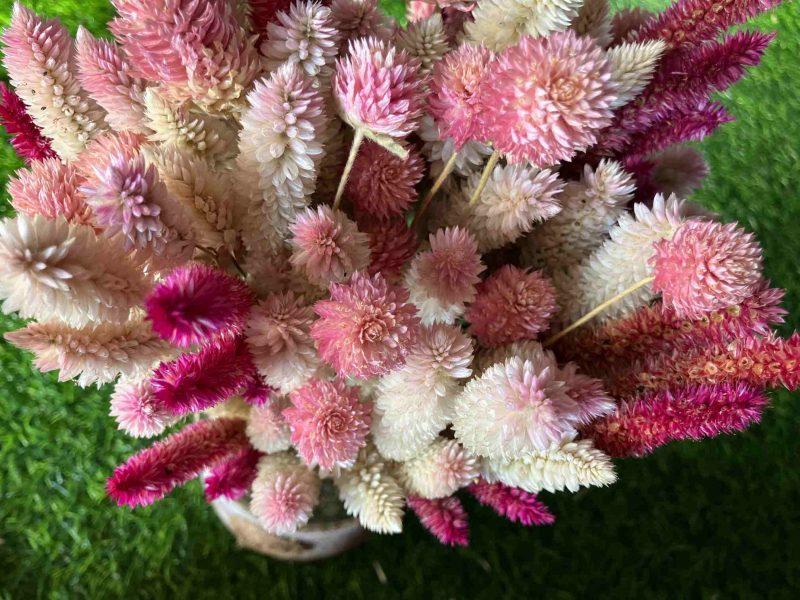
[
  {"x1": 407, "y1": 495, "x2": 469, "y2": 546},
  {"x1": 466, "y1": 266, "x2": 558, "y2": 348},
  {"x1": 289, "y1": 205, "x2": 371, "y2": 287},
  {"x1": 558, "y1": 362, "x2": 616, "y2": 425},
  {"x1": 284, "y1": 379, "x2": 372, "y2": 469},
  {"x1": 346, "y1": 141, "x2": 425, "y2": 220},
  {"x1": 110, "y1": 378, "x2": 177, "y2": 438},
  {"x1": 406, "y1": 1, "x2": 437, "y2": 23},
  {"x1": 146, "y1": 264, "x2": 253, "y2": 348},
  {"x1": 250, "y1": 453, "x2": 320, "y2": 534},
  {"x1": 404, "y1": 323, "x2": 474, "y2": 393},
  {"x1": 480, "y1": 31, "x2": 617, "y2": 165},
  {"x1": 414, "y1": 227, "x2": 485, "y2": 305},
  {"x1": 311, "y1": 271, "x2": 421, "y2": 378},
  {"x1": 452, "y1": 355, "x2": 581, "y2": 459},
  {"x1": 246, "y1": 397, "x2": 292, "y2": 453},
  {"x1": 7, "y1": 158, "x2": 93, "y2": 226},
  {"x1": 333, "y1": 37, "x2": 426, "y2": 137},
  {"x1": 652, "y1": 220, "x2": 764, "y2": 318},
  {"x1": 429, "y1": 43, "x2": 494, "y2": 148}
]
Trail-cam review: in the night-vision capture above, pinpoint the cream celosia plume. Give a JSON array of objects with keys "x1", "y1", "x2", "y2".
[
  {"x1": 606, "y1": 40, "x2": 666, "y2": 108},
  {"x1": 398, "y1": 439, "x2": 480, "y2": 499}
]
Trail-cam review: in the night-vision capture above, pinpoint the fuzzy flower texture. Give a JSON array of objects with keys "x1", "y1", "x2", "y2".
[{"x1": 0, "y1": 0, "x2": 792, "y2": 548}]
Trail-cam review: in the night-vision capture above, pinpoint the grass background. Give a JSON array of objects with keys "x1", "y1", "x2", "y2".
[{"x1": 1, "y1": 1, "x2": 798, "y2": 597}]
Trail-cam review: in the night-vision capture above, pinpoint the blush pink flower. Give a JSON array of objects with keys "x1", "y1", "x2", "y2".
[
  {"x1": 429, "y1": 43, "x2": 494, "y2": 148},
  {"x1": 346, "y1": 141, "x2": 425, "y2": 220},
  {"x1": 284, "y1": 379, "x2": 372, "y2": 469},
  {"x1": 333, "y1": 37, "x2": 426, "y2": 137},
  {"x1": 407, "y1": 495, "x2": 469, "y2": 547},
  {"x1": 107, "y1": 417, "x2": 248, "y2": 507},
  {"x1": 146, "y1": 264, "x2": 253, "y2": 348},
  {"x1": 0, "y1": 82, "x2": 56, "y2": 162},
  {"x1": 480, "y1": 31, "x2": 617, "y2": 165},
  {"x1": 311, "y1": 271, "x2": 421, "y2": 378},
  {"x1": 414, "y1": 227, "x2": 485, "y2": 306},
  {"x1": 250, "y1": 452, "x2": 320, "y2": 534},
  {"x1": 468, "y1": 479, "x2": 555, "y2": 526},
  {"x1": 466, "y1": 266, "x2": 558, "y2": 348},
  {"x1": 652, "y1": 220, "x2": 763, "y2": 319},
  {"x1": 110, "y1": 378, "x2": 178, "y2": 438},
  {"x1": 407, "y1": 1, "x2": 437, "y2": 23},
  {"x1": 289, "y1": 206, "x2": 371, "y2": 287},
  {"x1": 7, "y1": 158, "x2": 93, "y2": 226}
]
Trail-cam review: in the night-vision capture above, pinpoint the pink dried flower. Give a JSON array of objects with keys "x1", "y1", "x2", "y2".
[
  {"x1": 107, "y1": 417, "x2": 248, "y2": 507},
  {"x1": 7, "y1": 158, "x2": 93, "y2": 226},
  {"x1": 610, "y1": 7, "x2": 654, "y2": 45},
  {"x1": 311, "y1": 271, "x2": 421, "y2": 379},
  {"x1": 346, "y1": 141, "x2": 425, "y2": 220},
  {"x1": 289, "y1": 206, "x2": 371, "y2": 287},
  {"x1": 466, "y1": 266, "x2": 558, "y2": 348},
  {"x1": 407, "y1": 495, "x2": 469, "y2": 547},
  {"x1": 468, "y1": 479, "x2": 555, "y2": 526},
  {"x1": 558, "y1": 362, "x2": 616, "y2": 425},
  {"x1": 246, "y1": 397, "x2": 292, "y2": 453},
  {"x1": 429, "y1": 43, "x2": 494, "y2": 148},
  {"x1": 75, "y1": 131, "x2": 144, "y2": 179},
  {"x1": 262, "y1": 1, "x2": 339, "y2": 77},
  {"x1": 204, "y1": 446, "x2": 263, "y2": 502},
  {"x1": 480, "y1": 31, "x2": 617, "y2": 165},
  {"x1": 110, "y1": 378, "x2": 178, "y2": 438},
  {"x1": 407, "y1": 1, "x2": 437, "y2": 23},
  {"x1": 333, "y1": 37, "x2": 426, "y2": 137},
  {"x1": 362, "y1": 217, "x2": 420, "y2": 282},
  {"x1": 150, "y1": 339, "x2": 253, "y2": 416},
  {"x1": 330, "y1": 0, "x2": 393, "y2": 46},
  {"x1": 250, "y1": 452, "x2": 320, "y2": 534},
  {"x1": 284, "y1": 379, "x2": 372, "y2": 469},
  {"x1": 589, "y1": 383, "x2": 768, "y2": 457},
  {"x1": 652, "y1": 220, "x2": 763, "y2": 319},
  {"x1": 146, "y1": 264, "x2": 253, "y2": 348},
  {"x1": 245, "y1": 291, "x2": 319, "y2": 394},
  {"x1": 249, "y1": 0, "x2": 293, "y2": 45},
  {"x1": 0, "y1": 82, "x2": 56, "y2": 162}
]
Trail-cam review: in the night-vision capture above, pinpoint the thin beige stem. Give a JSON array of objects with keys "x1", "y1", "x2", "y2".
[
  {"x1": 544, "y1": 276, "x2": 655, "y2": 346},
  {"x1": 468, "y1": 150, "x2": 501, "y2": 206},
  {"x1": 333, "y1": 128, "x2": 365, "y2": 209},
  {"x1": 411, "y1": 151, "x2": 459, "y2": 229}
]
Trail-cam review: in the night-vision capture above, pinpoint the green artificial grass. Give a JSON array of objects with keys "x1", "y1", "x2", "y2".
[{"x1": 1, "y1": 1, "x2": 799, "y2": 597}]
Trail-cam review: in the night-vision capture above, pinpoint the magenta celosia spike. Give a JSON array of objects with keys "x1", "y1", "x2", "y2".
[
  {"x1": 407, "y1": 495, "x2": 469, "y2": 547},
  {"x1": 150, "y1": 339, "x2": 254, "y2": 416},
  {"x1": 241, "y1": 373, "x2": 274, "y2": 407},
  {"x1": 146, "y1": 263, "x2": 254, "y2": 348},
  {"x1": 589, "y1": 383, "x2": 768, "y2": 458},
  {"x1": 107, "y1": 417, "x2": 248, "y2": 507},
  {"x1": 468, "y1": 479, "x2": 556, "y2": 526},
  {"x1": 0, "y1": 82, "x2": 56, "y2": 162},
  {"x1": 622, "y1": 101, "x2": 733, "y2": 160},
  {"x1": 204, "y1": 446, "x2": 263, "y2": 502},
  {"x1": 249, "y1": 0, "x2": 293, "y2": 45},
  {"x1": 633, "y1": 0, "x2": 782, "y2": 51}
]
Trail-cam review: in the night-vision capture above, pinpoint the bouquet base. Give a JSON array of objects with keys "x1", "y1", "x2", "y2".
[{"x1": 211, "y1": 496, "x2": 367, "y2": 561}]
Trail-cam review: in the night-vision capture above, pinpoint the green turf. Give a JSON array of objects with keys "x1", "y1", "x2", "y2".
[{"x1": 1, "y1": 1, "x2": 799, "y2": 598}]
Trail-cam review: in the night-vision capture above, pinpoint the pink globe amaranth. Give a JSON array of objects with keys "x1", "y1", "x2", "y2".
[
  {"x1": 333, "y1": 36, "x2": 427, "y2": 138},
  {"x1": 311, "y1": 271, "x2": 421, "y2": 378},
  {"x1": 407, "y1": 495, "x2": 469, "y2": 547},
  {"x1": 479, "y1": 30, "x2": 618, "y2": 166},
  {"x1": 466, "y1": 265, "x2": 558, "y2": 348},
  {"x1": 429, "y1": 43, "x2": 495, "y2": 149},
  {"x1": 652, "y1": 219, "x2": 763, "y2": 319},
  {"x1": 146, "y1": 263, "x2": 253, "y2": 348},
  {"x1": 346, "y1": 141, "x2": 425, "y2": 220},
  {"x1": 413, "y1": 226, "x2": 485, "y2": 306},
  {"x1": 284, "y1": 379, "x2": 372, "y2": 469},
  {"x1": 360, "y1": 217, "x2": 420, "y2": 282}
]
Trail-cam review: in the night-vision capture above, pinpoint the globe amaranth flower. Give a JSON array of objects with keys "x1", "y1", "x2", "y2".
[
  {"x1": 311, "y1": 271, "x2": 421, "y2": 379},
  {"x1": 250, "y1": 451, "x2": 320, "y2": 534}
]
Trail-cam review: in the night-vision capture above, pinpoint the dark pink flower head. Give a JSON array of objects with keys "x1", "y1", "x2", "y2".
[
  {"x1": 0, "y1": 82, "x2": 56, "y2": 162},
  {"x1": 346, "y1": 141, "x2": 425, "y2": 220},
  {"x1": 333, "y1": 36, "x2": 427, "y2": 137},
  {"x1": 429, "y1": 43, "x2": 494, "y2": 148},
  {"x1": 204, "y1": 446, "x2": 263, "y2": 502},
  {"x1": 361, "y1": 217, "x2": 420, "y2": 282},
  {"x1": 414, "y1": 226, "x2": 485, "y2": 305},
  {"x1": 468, "y1": 479, "x2": 555, "y2": 526},
  {"x1": 466, "y1": 265, "x2": 558, "y2": 348},
  {"x1": 311, "y1": 271, "x2": 421, "y2": 378},
  {"x1": 407, "y1": 495, "x2": 469, "y2": 547},
  {"x1": 480, "y1": 31, "x2": 617, "y2": 165},
  {"x1": 284, "y1": 379, "x2": 372, "y2": 469},
  {"x1": 146, "y1": 263, "x2": 253, "y2": 348},
  {"x1": 652, "y1": 220, "x2": 763, "y2": 319}
]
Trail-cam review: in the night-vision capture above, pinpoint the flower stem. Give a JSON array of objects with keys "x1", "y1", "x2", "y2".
[
  {"x1": 411, "y1": 151, "x2": 459, "y2": 228},
  {"x1": 469, "y1": 149, "x2": 500, "y2": 206},
  {"x1": 544, "y1": 276, "x2": 655, "y2": 346},
  {"x1": 333, "y1": 127, "x2": 365, "y2": 209}
]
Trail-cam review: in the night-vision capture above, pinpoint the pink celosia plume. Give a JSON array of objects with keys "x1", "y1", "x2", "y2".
[
  {"x1": 107, "y1": 417, "x2": 248, "y2": 507},
  {"x1": 468, "y1": 479, "x2": 556, "y2": 526},
  {"x1": 7, "y1": 158, "x2": 92, "y2": 226},
  {"x1": 407, "y1": 495, "x2": 469, "y2": 547},
  {"x1": 204, "y1": 446, "x2": 264, "y2": 502},
  {"x1": 311, "y1": 271, "x2": 421, "y2": 378},
  {"x1": 0, "y1": 82, "x2": 56, "y2": 162},
  {"x1": 284, "y1": 379, "x2": 372, "y2": 469}
]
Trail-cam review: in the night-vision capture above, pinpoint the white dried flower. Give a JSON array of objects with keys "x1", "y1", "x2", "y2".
[
  {"x1": 263, "y1": 1, "x2": 340, "y2": 77},
  {"x1": 398, "y1": 439, "x2": 480, "y2": 498},
  {"x1": 606, "y1": 40, "x2": 666, "y2": 108}
]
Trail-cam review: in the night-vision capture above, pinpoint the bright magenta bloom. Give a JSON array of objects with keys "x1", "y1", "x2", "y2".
[
  {"x1": 0, "y1": 82, "x2": 56, "y2": 162},
  {"x1": 204, "y1": 446, "x2": 263, "y2": 502},
  {"x1": 311, "y1": 271, "x2": 421, "y2": 378},
  {"x1": 407, "y1": 495, "x2": 469, "y2": 547},
  {"x1": 468, "y1": 479, "x2": 555, "y2": 526}
]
